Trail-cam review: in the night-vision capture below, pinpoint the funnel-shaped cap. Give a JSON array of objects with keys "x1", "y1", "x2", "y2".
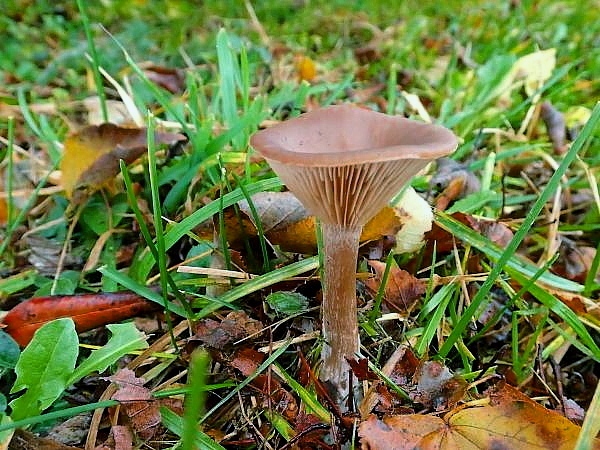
[{"x1": 251, "y1": 104, "x2": 457, "y2": 227}]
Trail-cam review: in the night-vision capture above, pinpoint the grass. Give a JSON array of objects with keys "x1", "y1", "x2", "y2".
[{"x1": 1, "y1": 0, "x2": 599, "y2": 448}]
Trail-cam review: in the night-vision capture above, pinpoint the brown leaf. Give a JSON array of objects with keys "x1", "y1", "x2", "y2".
[
  {"x1": 359, "y1": 382, "x2": 598, "y2": 450},
  {"x1": 347, "y1": 357, "x2": 378, "y2": 382},
  {"x1": 230, "y1": 347, "x2": 265, "y2": 377},
  {"x1": 46, "y1": 412, "x2": 92, "y2": 446},
  {"x1": 431, "y1": 158, "x2": 481, "y2": 211},
  {"x1": 193, "y1": 311, "x2": 263, "y2": 349},
  {"x1": 142, "y1": 65, "x2": 185, "y2": 94},
  {"x1": 60, "y1": 123, "x2": 186, "y2": 201},
  {"x1": 462, "y1": 215, "x2": 514, "y2": 248},
  {"x1": 2, "y1": 291, "x2": 155, "y2": 347},
  {"x1": 541, "y1": 101, "x2": 567, "y2": 154},
  {"x1": 555, "y1": 239, "x2": 598, "y2": 283},
  {"x1": 427, "y1": 212, "x2": 513, "y2": 254},
  {"x1": 365, "y1": 260, "x2": 426, "y2": 312},
  {"x1": 108, "y1": 369, "x2": 160, "y2": 440}
]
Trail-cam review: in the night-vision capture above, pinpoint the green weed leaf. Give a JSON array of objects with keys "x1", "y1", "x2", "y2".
[
  {"x1": 0, "y1": 331, "x2": 20, "y2": 370},
  {"x1": 266, "y1": 291, "x2": 310, "y2": 316},
  {"x1": 9, "y1": 318, "x2": 78, "y2": 421},
  {"x1": 68, "y1": 322, "x2": 148, "y2": 385}
]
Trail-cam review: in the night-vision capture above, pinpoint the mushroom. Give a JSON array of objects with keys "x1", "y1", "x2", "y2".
[{"x1": 250, "y1": 104, "x2": 457, "y2": 401}]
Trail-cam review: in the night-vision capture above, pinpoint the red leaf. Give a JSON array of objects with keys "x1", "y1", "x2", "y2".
[{"x1": 2, "y1": 291, "x2": 158, "y2": 347}]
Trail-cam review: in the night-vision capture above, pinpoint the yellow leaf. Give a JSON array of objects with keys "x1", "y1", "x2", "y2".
[
  {"x1": 358, "y1": 383, "x2": 599, "y2": 450},
  {"x1": 60, "y1": 123, "x2": 186, "y2": 201}
]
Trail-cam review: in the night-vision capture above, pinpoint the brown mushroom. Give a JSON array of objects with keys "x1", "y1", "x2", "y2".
[{"x1": 250, "y1": 104, "x2": 457, "y2": 402}]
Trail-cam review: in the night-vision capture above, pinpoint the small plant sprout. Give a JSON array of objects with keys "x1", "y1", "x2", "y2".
[{"x1": 251, "y1": 104, "x2": 457, "y2": 402}]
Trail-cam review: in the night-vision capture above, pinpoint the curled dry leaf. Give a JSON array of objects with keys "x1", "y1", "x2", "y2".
[
  {"x1": 426, "y1": 212, "x2": 513, "y2": 254},
  {"x1": 8, "y1": 429, "x2": 82, "y2": 450},
  {"x1": 2, "y1": 291, "x2": 158, "y2": 347},
  {"x1": 359, "y1": 382, "x2": 598, "y2": 450},
  {"x1": 60, "y1": 123, "x2": 186, "y2": 201},
  {"x1": 540, "y1": 101, "x2": 567, "y2": 154},
  {"x1": 431, "y1": 158, "x2": 481, "y2": 211},
  {"x1": 411, "y1": 361, "x2": 467, "y2": 410}
]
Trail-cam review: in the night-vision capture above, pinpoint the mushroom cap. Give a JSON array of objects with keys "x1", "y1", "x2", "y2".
[
  {"x1": 250, "y1": 104, "x2": 457, "y2": 167},
  {"x1": 250, "y1": 104, "x2": 457, "y2": 227}
]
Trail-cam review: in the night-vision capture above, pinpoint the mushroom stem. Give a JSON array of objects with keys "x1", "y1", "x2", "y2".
[{"x1": 320, "y1": 222, "x2": 362, "y2": 398}]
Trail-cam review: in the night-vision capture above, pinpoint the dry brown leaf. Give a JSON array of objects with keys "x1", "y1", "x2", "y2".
[
  {"x1": 365, "y1": 260, "x2": 426, "y2": 312},
  {"x1": 555, "y1": 239, "x2": 598, "y2": 283},
  {"x1": 192, "y1": 310, "x2": 263, "y2": 349},
  {"x1": 108, "y1": 369, "x2": 160, "y2": 440},
  {"x1": 141, "y1": 65, "x2": 185, "y2": 94},
  {"x1": 432, "y1": 158, "x2": 481, "y2": 211},
  {"x1": 60, "y1": 123, "x2": 186, "y2": 201},
  {"x1": 359, "y1": 382, "x2": 598, "y2": 450}
]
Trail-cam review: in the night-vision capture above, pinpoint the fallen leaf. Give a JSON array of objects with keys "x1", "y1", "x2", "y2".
[
  {"x1": 60, "y1": 123, "x2": 186, "y2": 201},
  {"x1": 347, "y1": 357, "x2": 378, "y2": 382},
  {"x1": 141, "y1": 65, "x2": 185, "y2": 94},
  {"x1": 2, "y1": 291, "x2": 157, "y2": 347},
  {"x1": 193, "y1": 310, "x2": 263, "y2": 349},
  {"x1": 25, "y1": 234, "x2": 80, "y2": 276},
  {"x1": 108, "y1": 369, "x2": 160, "y2": 440},
  {"x1": 365, "y1": 260, "x2": 426, "y2": 312},
  {"x1": 426, "y1": 212, "x2": 513, "y2": 254},
  {"x1": 237, "y1": 191, "x2": 404, "y2": 254},
  {"x1": 230, "y1": 347, "x2": 264, "y2": 377},
  {"x1": 411, "y1": 361, "x2": 467, "y2": 410},
  {"x1": 359, "y1": 382, "x2": 598, "y2": 450},
  {"x1": 555, "y1": 239, "x2": 598, "y2": 283},
  {"x1": 46, "y1": 412, "x2": 92, "y2": 446},
  {"x1": 495, "y1": 48, "x2": 557, "y2": 104},
  {"x1": 541, "y1": 101, "x2": 567, "y2": 154},
  {"x1": 431, "y1": 158, "x2": 481, "y2": 211},
  {"x1": 512, "y1": 48, "x2": 556, "y2": 96},
  {"x1": 462, "y1": 215, "x2": 514, "y2": 248}
]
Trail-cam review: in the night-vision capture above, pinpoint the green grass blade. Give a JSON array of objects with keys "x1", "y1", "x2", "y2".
[
  {"x1": 76, "y1": 0, "x2": 107, "y2": 122},
  {"x1": 434, "y1": 212, "x2": 583, "y2": 292},
  {"x1": 199, "y1": 341, "x2": 291, "y2": 424},
  {"x1": 195, "y1": 256, "x2": 319, "y2": 319},
  {"x1": 161, "y1": 407, "x2": 226, "y2": 450},
  {"x1": 97, "y1": 265, "x2": 187, "y2": 317},
  {"x1": 439, "y1": 102, "x2": 600, "y2": 358},
  {"x1": 272, "y1": 363, "x2": 330, "y2": 423},
  {"x1": 131, "y1": 177, "x2": 283, "y2": 281},
  {"x1": 181, "y1": 349, "x2": 210, "y2": 450},
  {"x1": 507, "y1": 267, "x2": 600, "y2": 359}
]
